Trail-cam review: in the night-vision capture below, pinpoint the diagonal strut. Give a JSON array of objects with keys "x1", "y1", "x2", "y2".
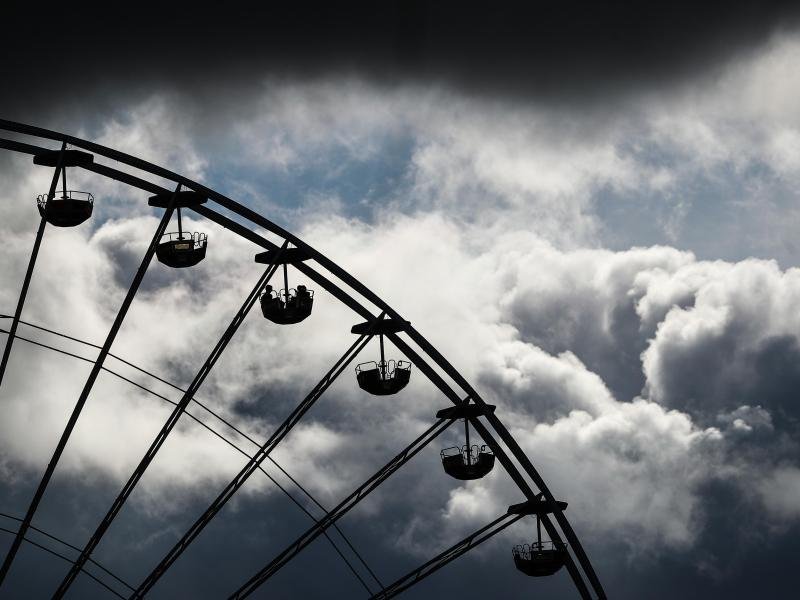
[
  {"x1": 0, "y1": 141, "x2": 65, "y2": 390},
  {"x1": 227, "y1": 417, "x2": 455, "y2": 600},
  {"x1": 0, "y1": 182, "x2": 182, "y2": 589},
  {"x1": 371, "y1": 510, "x2": 526, "y2": 599},
  {"x1": 131, "y1": 315, "x2": 385, "y2": 597},
  {"x1": 52, "y1": 241, "x2": 290, "y2": 598}
]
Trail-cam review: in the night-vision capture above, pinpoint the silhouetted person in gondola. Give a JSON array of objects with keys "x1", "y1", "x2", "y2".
[
  {"x1": 258, "y1": 257, "x2": 315, "y2": 324},
  {"x1": 296, "y1": 284, "x2": 311, "y2": 308}
]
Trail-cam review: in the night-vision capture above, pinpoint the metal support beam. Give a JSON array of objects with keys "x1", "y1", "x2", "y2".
[
  {"x1": 371, "y1": 510, "x2": 526, "y2": 599},
  {"x1": 485, "y1": 409, "x2": 603, "y2": 597},
  {"x1": 0, "y1": 317, "x2": 381, "y2": 596},
  {"x1": 387, "y1": 333, "x2": 593, "y2": 600},
  {"x1": 0, "y1": 183, "x2": 180, "y2": 589},
  {"x1": 131, "y1": 322, "x2": 379, "y2": 598},
  {"x1": 0, "y1": 142, "x2": 65, "y2": 390},
  {"x1": 227, "y1": 418, "x2": 454, "y2": 599},
  {"x1": 396, "y1": 327, "x2": 607, "y2": 599},
  {"x1": 53, "y1": 242, "x2": 288, "y2": 598}
]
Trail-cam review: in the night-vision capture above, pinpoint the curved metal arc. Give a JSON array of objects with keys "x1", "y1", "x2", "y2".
[
  {"x1": 0, "y1": 324, "x2": 378, "y2": 596},
  {"x1": 22, "y1": 133, "x2": 601, "y2": 598},
  {"x1": 399, "y1": 325, "x2": 606, "y2": 599},
  {"x1": 0, "y1": 512, "x2": 134, "y2": 594},
  {"x1": 176, "y1": 159, "x2": 609, "y2": 597},
  {"x1": 142, "y1": 196, "x2": 599, "y2": 597},
  {"x1": 190, "y1": 196, "x2": 586, "y2": 596},
  {"x1": 0, "y1": 525, "x2": 128, "y2": 599},
  {"x1": 125, "y1": 197, "x2": 593, "y2": 598},
  {"x1": 151, "y1": 194, "x2": 597, "y2": 598},
  {"x1": 386, "y1": 332, "x2": 592, "y2": 599},
  {"x1": 210, "y1": 201, "x2": 599, "y2": 596},
  {"x1": 0, "y1": 123, "x2": 603, "y2": 598},
  {"x1": 0, "y1": 120, "x2": 397, "y2": 323},
  {"x1": 0, "y1": 132, "x2": 390, "y2": 359}
]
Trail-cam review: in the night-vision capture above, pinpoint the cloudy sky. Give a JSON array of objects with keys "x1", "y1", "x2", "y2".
[{"x1": 2, "y1": 2, "x2": 800, "y2": 598}]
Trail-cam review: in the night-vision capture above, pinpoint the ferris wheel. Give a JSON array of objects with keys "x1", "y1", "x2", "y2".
[{"x1": 0, "y1": 119, "x2": 607, "y2": 599}]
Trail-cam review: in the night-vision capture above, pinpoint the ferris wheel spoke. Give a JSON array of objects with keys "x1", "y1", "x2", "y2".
[
  {"x1": 227, "y1": 417, "x2": 454, "y2": 600},
  {"x1": 52, "y1": 244, "x2": 288, "y2": 598},
  {"x1": 371, "y1": 510, "x2": 526, "y2": 600},
  {"x1": 0, "y1": 182, "x2": 180, "y2": 589},
  {"x1": 130, "y1": 318, "x2": 383, "y2": 597},
  {"x1": 0, "y1": 142, "x2": 66, "y2": 391},
  {"x1": 0, "y1": 319, "x2": 382, "y2": 596}
]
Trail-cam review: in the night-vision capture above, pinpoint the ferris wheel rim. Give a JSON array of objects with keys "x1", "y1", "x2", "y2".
[{"x1": 0, "y1": 119, "x2": 605, "y2": 599}]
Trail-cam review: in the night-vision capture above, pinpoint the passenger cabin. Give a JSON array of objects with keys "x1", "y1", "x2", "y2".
[
  {"x1": 33, "y1": 148, "x2": 95, "y2": 227},
  {"x1": 438, "y1": 403, "x2": 496, "y2": 480},
  {"x1": 156, "y1": 231, "x2": 207, "y2": 268},
  {"x1": 441, "y1": 445, "x2": 495, "y2": 480},
  {"x1": 356, "y1": 359, "x2": 411, "y2": 395},
  {"x1": 512, "y1": 541, "x2": 568, "y2": 577},
  {"x1": 37, "y1": 191, "x2": 93, "y2": 227},
  {"x1": 149, "y1": 190, "x2": 208, "y2": 269},
  {"x1": 260, "y1": 284, "x2": 314, "y2": 324},
  {"x1": 510, "y1": 497, "x2": 570, "y2": 578},
  {"x1": 351, "y1": 318, "x2": 412, "y2": 396},
  {"x1": 255, "y1": 247, "x2": 315, "y2": 325}
]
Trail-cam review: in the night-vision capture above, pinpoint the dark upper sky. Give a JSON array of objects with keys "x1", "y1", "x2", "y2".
[{"x1": 4, "y1": 1, "x2": 800, "y2": 119}]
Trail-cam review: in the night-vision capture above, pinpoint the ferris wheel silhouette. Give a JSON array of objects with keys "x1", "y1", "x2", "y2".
[{"x1": 0, "y1": 119, "x2": 606, "y2": 599}]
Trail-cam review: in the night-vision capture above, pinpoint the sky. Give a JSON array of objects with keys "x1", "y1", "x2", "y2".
[{"x1": 2, "y1": 2, "x2": 800, "y2": 598}]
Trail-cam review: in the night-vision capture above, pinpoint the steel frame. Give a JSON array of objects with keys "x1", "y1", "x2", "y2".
[
  {"x1": 371, "y1": 510, "x2": 527, "y2": 599},
  {"x1": 0, "y1": 317, "x2": 381, "y2": 595},
  {"x1": 53, "y1": 246, "x2": 287, "y2": 597},
  {"x1": 228, "y1": 417, "x2": 456, "y2": 599},
  {"x1": 0, "y1": 119, "x2": 606, "y2": 600},
  {"x1": 132, "y1": 325, "x2": 378, "y2": 597}
]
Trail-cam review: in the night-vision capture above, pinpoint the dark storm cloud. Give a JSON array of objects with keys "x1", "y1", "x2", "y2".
[
  {"x1": 611, "y1": 477, "x2": 800, "y2": 600},
  {"x1": 3, "y1": 1, "x2": 800, "y2": 120}
]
